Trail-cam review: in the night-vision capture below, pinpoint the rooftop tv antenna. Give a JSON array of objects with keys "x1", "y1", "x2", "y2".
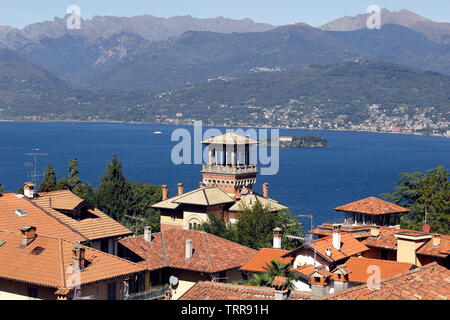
[
  {"x1": 24, "y1": 148, "x2": 48, "y2": 186},
  {"x1": 286, "y1": 213, "x2": 318, "y2": 270}
]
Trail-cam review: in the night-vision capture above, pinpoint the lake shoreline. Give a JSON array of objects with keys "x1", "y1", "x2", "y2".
[{"x1": 0, "y1": 118, "x2": 448, "y2": 139}]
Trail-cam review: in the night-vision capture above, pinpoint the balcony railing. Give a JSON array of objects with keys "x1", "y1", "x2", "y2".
[
  {"x1": 201, "y1": 164, "x2": 257, "y2": 175},
  {"x1": 125, "y1": 285, "x2": 171, "y2": 301}
]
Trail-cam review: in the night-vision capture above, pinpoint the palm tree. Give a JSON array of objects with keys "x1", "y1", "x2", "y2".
[{"x1": 235, "y1": 260, "x2": 300, "y2": 289}]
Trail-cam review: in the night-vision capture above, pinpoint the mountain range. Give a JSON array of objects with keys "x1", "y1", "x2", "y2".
[{"x1": 0, "y1": 9, "x2": 449, "y2": 134}]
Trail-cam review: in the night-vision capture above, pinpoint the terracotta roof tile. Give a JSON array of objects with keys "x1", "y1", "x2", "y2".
[
  {"x1": 33, "y1": 190, "x2": 132, "y2": 241},
  {"x1": 332, "y1": 257, "x2": 414, "y2": 283},
  {"x1": 335, "y1": 197, "x2": 410, "y2": 215},
  {"x1": 240, "y1": 248, "x2": 293, "y2": 273},
  {"x1": 362, "y1": 227, "x2": 450, "y2": 258},
  {"x1": 323, "y1": 262, "x2": 450, "y2": 300},
  {"x1": 0, "y1": 193, "x2": 80, "y2": 242},
  {"x1": 179, "y1": 281, "x2": 309, "y2": 300},
  {"x1": 119, "y1": 229, "x2": 257, "y2": 273},
  {"x1": 286, "y1": 233, "x2": 369, "y2": 263},
  {"x1": 0, "y1": 230, "x2": 145, "y2": 289}
]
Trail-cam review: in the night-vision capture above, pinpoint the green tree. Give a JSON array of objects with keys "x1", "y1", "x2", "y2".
[
  {"x1": 124, "y1": 182, "x2": 162, "y2": 234},
  {"x1": 236, "y1": 260, "x2": 299, "y2": 289},
  {"x1": 68, "y1": 159, "x2": 80, "y2": 190},
  {"x1": 56, "y1": 178, "x2": 69, "y2": 190},
  {"x1": 38, "y1": 164, "x2": 57, "y2": 192},
  {"x1": 95, "y1": 155, "x2": 132, "y2": 222},
  {"x1": 202, "y1": 201, "x2": 303, "y2": 250},
  {"x1": 382, "y1": 166, "x2": 450, "y2": 234},
  {"x1": 72, "y1": 183, "x2": 96, "y2": 204}
]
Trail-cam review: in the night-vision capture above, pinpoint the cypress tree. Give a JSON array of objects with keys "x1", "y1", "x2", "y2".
[
  {"x1": 38, "y1": 164, "x2": 57, "y2": 192},
  {"x1": 95, "y1": 155, "x2": 132, "y2": 222},
  {"x1": 68, "y1": 159, "x2": 80, "y2": 190}
]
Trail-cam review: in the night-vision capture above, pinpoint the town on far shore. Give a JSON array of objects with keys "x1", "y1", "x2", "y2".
[{"x1": 0, "y1": 132, "x2": 448, "y2": 301}]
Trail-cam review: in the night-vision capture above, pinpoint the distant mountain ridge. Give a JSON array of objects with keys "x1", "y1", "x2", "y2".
[
  {"x1": 321, "y1": 8, "x2": 450, "y2": 44},
  {"x1": 0, "y1": 15, "x2": 276, "y2": 49}
]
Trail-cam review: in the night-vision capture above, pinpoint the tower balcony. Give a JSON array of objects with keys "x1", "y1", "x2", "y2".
[{"x1": 201, "y1": 164, "x2": 258, "y2": 175}]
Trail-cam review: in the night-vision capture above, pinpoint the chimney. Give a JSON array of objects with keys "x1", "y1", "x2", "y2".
[
  {"x1": 272, "y1": 276, "x2": 289, "y2": 300},
  {"x1": 23, "y1": 182, "x2": 36, "y2": 199},
  {"x1": 310, "y1": 268, "x2": 331, "y2": 298},
  {"x1": 72, "y1": 246, "x2": 86, "y2": 271},
  {"x1": 177, "y1": 183, "x2": 184, "y2": 196},
  {"x1": 262, "y1": 183, "x2": 269, "y2": 198},
  {"x1": 20, "y1": 226, "x2": 37, "y2": 248},
  {"x1": 185, "y1": 239, "x2": 193, "y2": 260},
  {"x1": 332, "y1": 224, "x2": 342, "y2": 251},
  {"x1": 199, "y1": 181, "x2": 206, "y2": 188},
  {"x1": 332, "y1": 265, "x2": 350, "y2": 292},
  {"x1": 164, "y1": 290, "x2": 173, "y2": 300},
  {"x1": 161, "y1": 185, "x2": 168, "y2": 201},
  {"x1": 273, "y1": 227, "x2": 283, "y2": 249},
  {"x1": 144, "y1": 226, "x2": 152, "y2": 243},
  {"x1": 394, "y1": 231, "x2": 432, "y2": 266},
  {"x1": 370, "y1": 227, "x2": 380, "y2": 238},
  {"x1": 432, "y1": 234, "x2": 441, "y2": 247}
]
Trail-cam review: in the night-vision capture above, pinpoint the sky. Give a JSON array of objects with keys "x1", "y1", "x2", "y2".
[{"x1": 1, "y1": 0, "x2": 450, "y2": 29}]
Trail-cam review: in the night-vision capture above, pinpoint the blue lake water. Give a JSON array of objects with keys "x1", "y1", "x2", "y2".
[{"x1": 0, "y1": 121, "x2": 449, "y2": 227}]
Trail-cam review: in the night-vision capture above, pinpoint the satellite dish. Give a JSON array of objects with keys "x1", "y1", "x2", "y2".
[
  {"x1": 241, "y1": 186, "x2": 249, "y2": 195},
  {"x1": 169, "y1": 275, "x2": 179, "y2": 287},
  {"x1": 296, "y1": 256, "x2": 306, "y2": 267},
  {"x1": 422, "y1": 224, "x2": 431, "y2": 233}
]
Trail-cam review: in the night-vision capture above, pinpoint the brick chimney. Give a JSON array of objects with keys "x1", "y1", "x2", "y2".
[
  {"x1": 262, "y1": 183, "x2": 269, "y2": 198},
  {"x1": 161, "y1": 185, "x2": 168, "y2": 201},
  {"x1": 20, "y1": 226, "x2": 37, "y2": 248},
  {"x1": 332, "y1": 224, "x2": 342, "y2": 251},
  {"x1": 23, "y1": 182, "x2": 36, "y2": 199},
  {"x1": 273, "y1": 227, "x2": 283, "y2": 249},
  {"x1": 177, "y1": 183, "x2": 184, "y2": 196},
  {"x1": 144, "y1": 226, "x2": 152, "y2": 243},
  {"x1": 185, "y1": 239, "x2": 193, "y2": 260},
  {"x1": 432, "y1": 234, "x2": 441, "y2": 247},
  {"x1": 72, "y1": 246, "x2": 86, "y2": 271},
  {"x1": 272, "y1": 276, "x2": 289, "y2": 300},
  {"x1": 332, "y1": 264, "x2": 350, "y2": 292},
  {"x1": 310, "y1": 267, "x2": 331, "y2": 298}
]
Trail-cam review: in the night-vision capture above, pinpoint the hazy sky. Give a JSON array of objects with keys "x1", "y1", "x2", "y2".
[{"x1": 1, "y1": 0, "x2": 450, "y2": 28}]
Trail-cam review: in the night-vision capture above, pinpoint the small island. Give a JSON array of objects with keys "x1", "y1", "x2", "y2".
[
  {"x1": 262, "y1": 136, "x2": 328, "y2": 148},
  {"x1": 260, "y1": 136, "x2": 328, "y2": 148}
]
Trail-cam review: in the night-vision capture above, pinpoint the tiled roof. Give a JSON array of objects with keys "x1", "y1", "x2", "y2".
[
  {"x1": 152, "y1": 187, "x2": 235, "y2": 209},
  {"x1": 240, "y1": 248, "x2": 293, "y2": 273},
  {"x1": 293, "y1": 265, "x2": 316, "y2": 279},
  {"x1": 178, "y1": 281, "x2": 309, "y2": 300},
  {"x1": 332, "y1": 257, "x2": 413, "y2": 283},
  {"x1": 228, "y1": 194, "x2": 288, "y2": 212},
  {"x1": 33, "y1": 190, "x2": 132, "y2": 241},
  {"x1": 362, "y1": 227, "x2": 450, "y2": 258},
  {"x1": 335, "y1": 197, "x2": 410, "y2": 215},
  {"x1": 119, "y1": 229, "x2": 257, "y2": 273},
  {"x1": 323, "y1": 262, "x2": 450, "y2": 300},
  {"x1": 286, "y1": 233, "x2": 369, "y2": 263},
  {"x1": 0, "y1": 230, "x2": 145, "y2": 289},
  {"x1": 0, "y1": 193, "x2": 80, "y2": 242},
  {"x1": 201, "y1": 132, "x2": 259, "y2": 145}
]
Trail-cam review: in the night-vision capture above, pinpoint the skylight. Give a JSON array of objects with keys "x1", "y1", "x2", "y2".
[{"x1": 13, "y1": 209, "x2": 28, "y2": 217}]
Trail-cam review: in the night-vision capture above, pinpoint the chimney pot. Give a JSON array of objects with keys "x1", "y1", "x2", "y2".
[
  {"x1": 23, "y1": 182, "x2": 35, "y2": 199},
  {"x1": 72, "y1": 246, "x2": 86, "y2": 271},
  {"x1": 432, "y1": 234, "x2": 441, "y2": 247},
  {"x1": 20, "y1": 226, "x2": 37, "y2": 248},
  {"x1": 161, "y1": 185, "x2": 169, "y2": 201},
  {"x1": 177, "y1": 183, "x2": 184, "y2": 196},
  {"x1": 144, "y1": 226, "x2": 152, "y2": 243},
  {"x1": 273, "y1": 227, "x2": 282, "y2": 249},
  {"x1": 370, "y1": 227, "x2": 380, "y2": 238},
  {"x1": 185, "y1": 239, "x2": 193, "y2": 260},
  {"x1": 262, "y1": 183, "x2": 269, "y2": 198},
  {"x1": 332, "y1": 224, "x2": 342, "y2": 251}
]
